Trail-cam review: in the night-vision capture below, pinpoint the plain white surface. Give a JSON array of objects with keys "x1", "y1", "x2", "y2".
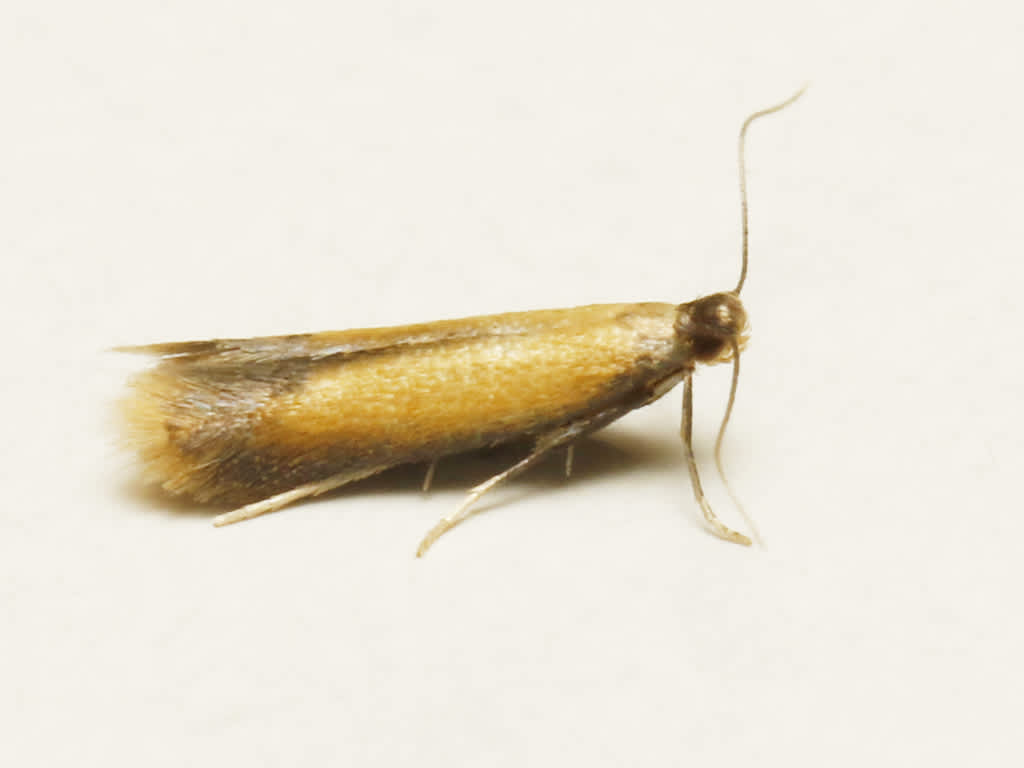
[{"x1": 3, "y1": 1, "x2": 1022, "y2": 765}]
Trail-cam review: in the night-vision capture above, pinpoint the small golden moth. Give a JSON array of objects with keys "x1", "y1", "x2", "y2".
[{"x1": 119, "y1": 88, "x2": 805, "y2": 556}]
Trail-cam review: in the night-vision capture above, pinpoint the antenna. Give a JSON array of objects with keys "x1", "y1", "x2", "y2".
[
  {"x1": 735, "y1": 85, "x2": 807, "y2": 294},
  {"x1": 691, "y1": 86, "x2": 806, "y2": 546}
]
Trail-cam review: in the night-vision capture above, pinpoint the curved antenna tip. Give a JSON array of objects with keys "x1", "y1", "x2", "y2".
[{"x1": 735, "y1": 84, "x2": 807, "y2": 295}]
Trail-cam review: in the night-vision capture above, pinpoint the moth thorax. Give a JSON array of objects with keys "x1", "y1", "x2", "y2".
[{"x1": 675, "y1": 291, "x2": 749, "y2": 364}]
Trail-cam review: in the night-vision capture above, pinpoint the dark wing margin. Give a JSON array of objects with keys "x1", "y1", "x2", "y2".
[
  {"x1": 113, "y1": 303, "x2": 644, "y2": 371},
  {"x1": 111, "y1": 312, "x2": 542, "y2": 368},
  {"x1": 114, "y1": 340, "x2": 226, "y2": 357}
]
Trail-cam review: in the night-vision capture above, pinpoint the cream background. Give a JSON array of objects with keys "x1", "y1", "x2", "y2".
[{"x1": 3, "y1": 2, "x2": 1021, "y2": 765}]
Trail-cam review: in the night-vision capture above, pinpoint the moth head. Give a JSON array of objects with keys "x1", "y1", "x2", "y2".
[{"x1": 675, "y1": 292, "x2": 749, "y2": 365}]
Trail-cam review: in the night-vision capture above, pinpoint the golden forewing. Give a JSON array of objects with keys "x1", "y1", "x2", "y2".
[{"x1": 121, "y1": 302, "x2": 685, "y2": 502}]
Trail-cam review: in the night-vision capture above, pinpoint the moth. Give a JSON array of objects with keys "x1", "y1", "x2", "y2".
[{"x1": 119, "y1": 88, "x2": 804, "y2": 556}]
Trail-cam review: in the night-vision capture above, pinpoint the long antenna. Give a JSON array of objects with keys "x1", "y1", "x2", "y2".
[
  {"x1": 705, "y1": 86, "x2": 806, "y2": 545},
  {"x1": 735, "y1": 85, "x2": 807, "y2": 294},
  {"x1": 714, "y1": 342, "x2": 763, "y2": 545}
]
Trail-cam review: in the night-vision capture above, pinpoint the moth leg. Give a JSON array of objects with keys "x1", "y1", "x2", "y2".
[
  {"x1": 564, "y1": 445, "x2": 575, "y2": 479},
  {"x1": 415, "y1": 450, "x2": 550, "y2": 557},
  {"x1": 421, "y1": 460, "x2": 438, "y2": 493},
  {"x1": 212, "y1": 465, "x2": 389, "y2": 527},
  {"x1": 415, "y1": 406, "x2": 630, "y2": 557},
  {"x1": 681, "y1": 375, "x2": 752, "y2": 546}
]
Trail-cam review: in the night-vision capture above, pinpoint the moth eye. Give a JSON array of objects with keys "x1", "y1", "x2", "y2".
[{"x1": 715, "y1": 303, "x2": 733, "y2": 326}]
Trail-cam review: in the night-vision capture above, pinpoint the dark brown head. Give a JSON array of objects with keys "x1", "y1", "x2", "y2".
[{"x1": 675, "y1": 291, "x2": 749, "y2": 365}]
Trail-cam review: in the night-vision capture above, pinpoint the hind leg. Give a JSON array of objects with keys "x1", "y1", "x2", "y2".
[{"x1": 212, "y1": 465, "x2": 389, "y2": 527}]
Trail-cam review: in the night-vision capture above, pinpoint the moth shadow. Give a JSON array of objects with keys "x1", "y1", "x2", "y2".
[
  {"x1": 118, "y1": 428, "x2": 683, "y2": 522},
  {"x1": 344, "y1": 428, "x2": 682, "y2": 507}
]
